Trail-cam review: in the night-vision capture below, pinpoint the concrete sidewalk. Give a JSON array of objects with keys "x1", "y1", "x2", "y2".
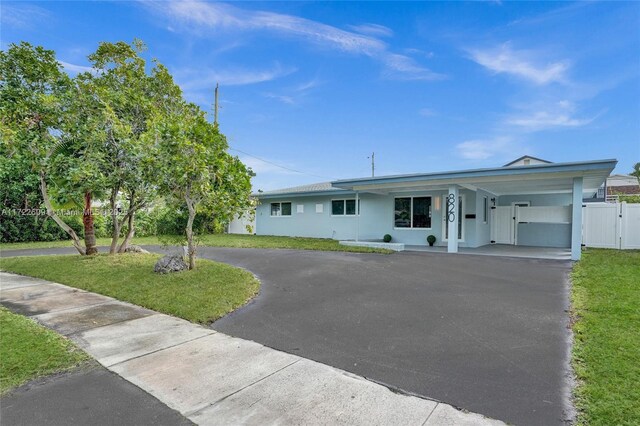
[{"x1": 0, "y1": 272, "x2": 505, "y2": 426}]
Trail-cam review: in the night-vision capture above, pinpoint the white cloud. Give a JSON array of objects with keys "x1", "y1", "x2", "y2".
[
  {"x1": 456, "y1": 137, "x2": 512, "y2": 160},
  {"x1": 58, "y1": 60, "x2": 95, "y2": 75},
  {"x1": 468, "y1": 43, "x2": 569, "y2": 85},
  {"x1": 382, "y1": 53, "x2": 445, "y2": 81},
  {"x1": 419, "y1": 108, "x2": 436, "y2": 117},
  {"x1": 263, "y1": 93, "x2": 296, "y2": 105},
  {"x1": 175, "y1": 63, "x2": 296, "y2": 90},
  {"x1": 295, "y1": 78, "x2": 321, "y2": 92},
  {"x1": 505, "y1": 100, "x2": 597, "y2": 131},
  {"x1": 347, "y1": 23, "x2": 393, "y2": 38},
  {"x1": 145, "y1": 0, "x2": 443, "y2": 81},
  {"x1": 0, "y1": 3, "x2": 50, "y2": 28}
]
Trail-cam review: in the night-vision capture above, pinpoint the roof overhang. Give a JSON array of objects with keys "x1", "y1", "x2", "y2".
[
  {"x1": 331, "y1": 159, "x2": 617, "y2": 197},
  {"x1": 254, "y1": 189, "x2": 353, "y2": 200}
]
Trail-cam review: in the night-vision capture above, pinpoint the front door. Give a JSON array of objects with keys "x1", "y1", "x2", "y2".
[{"x1": 442, "y1": 195, "x2": 465, "y2": 242}]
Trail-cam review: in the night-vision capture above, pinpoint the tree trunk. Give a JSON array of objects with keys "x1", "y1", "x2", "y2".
[
  {"x1": 117, "y1": 214, "x2": 135, "y2": 253},
  {"x1": 109, "y1": 188, "x2": 120, "y2": 254},
  {"x1": 185, "y1": 191, "x2": 196, "y2": 270},
  {"x1": 117, "y1": 210, "x2": 136, "y2": 253},
  {"x1": 39, "y1": 171, "x2": 86, "y2": 255},
  {"x1": 83, "y1": 192, "x2": 98, "y2": 255}
]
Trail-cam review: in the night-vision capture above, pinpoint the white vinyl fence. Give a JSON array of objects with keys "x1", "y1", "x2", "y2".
[{"x1": 582, "y1": 202, "x2": 640, "y2": 249}]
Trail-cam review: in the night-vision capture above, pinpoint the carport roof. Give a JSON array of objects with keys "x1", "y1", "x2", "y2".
[{"x1": 331, "y1": 158, "x2": 617, "y2": 196}]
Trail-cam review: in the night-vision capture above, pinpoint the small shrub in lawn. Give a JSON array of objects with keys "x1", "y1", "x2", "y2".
[{"x1": 383, "y1": 234, "x2": 392, "y2": 242}]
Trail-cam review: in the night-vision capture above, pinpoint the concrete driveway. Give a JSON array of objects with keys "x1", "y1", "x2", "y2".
[
  {"x1": 1, "y1": 246, "x2": 574, "y2": 425},
  {"x1": 195, "y1": 247, "x2": 573, "y2": 426}
]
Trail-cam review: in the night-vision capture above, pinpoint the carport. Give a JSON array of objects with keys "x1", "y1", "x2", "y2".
[{"x1": 332, "y1": 159, "x2": 616, "y2": 260}]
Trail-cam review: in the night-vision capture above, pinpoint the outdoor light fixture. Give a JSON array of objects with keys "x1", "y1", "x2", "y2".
[{"x1": 491, "y1": 197, "x2": 496, "y2": 206}]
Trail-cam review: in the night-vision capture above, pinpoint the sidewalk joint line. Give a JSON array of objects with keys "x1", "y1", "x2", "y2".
[
  {"x1": 185, "y1": 358, "x2": 302, "y2": 418},
  {"x1": 421, "y1": 402, "x2": 440, "y2": 426},
  {"x1": 105, "y1": 332, "x2": 216, "y2": 368},
  {"x1": 30, "y1": 300, "x2": 113, "y2": 317}
]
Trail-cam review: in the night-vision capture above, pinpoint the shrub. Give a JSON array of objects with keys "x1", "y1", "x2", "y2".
[
  {"x1": 427, "y1": 234, "x2": 436, "y2": 246},
  {"x1": 383, "y1": 234, "x2": 392, "y2": 242}
]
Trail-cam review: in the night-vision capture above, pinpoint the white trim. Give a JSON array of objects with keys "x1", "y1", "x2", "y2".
[
  {"x1": 441, "y1": 194, "x2": 466, "y2": 242},
  {"x1": 511, "y1": 201, "x2": 530, "y2": 245},
  {"x1": 269, "y1": 201, "x2": 293, "y2": 217},
  {"x1": 330, "y1": 198, "x2": 360, "y2": 217},
  {"x1": 393, "y1": 196, "x2": 433, "y2": 230}
]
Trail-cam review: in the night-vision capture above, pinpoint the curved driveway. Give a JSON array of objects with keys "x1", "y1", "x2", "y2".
[{"x1": 1, "y1": 246, "x2": 573, "y2": 425}]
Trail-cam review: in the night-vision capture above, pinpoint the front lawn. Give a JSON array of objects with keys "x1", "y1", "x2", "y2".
[
  {"x1": 0, "y1": 234, "x2": 392, "y2": 253},
  {"x1": 0, "y1": 253, "x2": 260, "y2": 324},
  {"x1": 0, "y1": 307, "x2": 89, "y2": 394},
  {"x1": 571, "y1": 249, "x2": 640, "y2": 425}
]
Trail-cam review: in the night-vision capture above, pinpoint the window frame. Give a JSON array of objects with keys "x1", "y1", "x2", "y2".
[
  {"x1": 483, "y1": 196, "x2": 488, "y2": 224},
  {"x1": 270, "y1": 201, "x2": 293, "y2": 217},
  {"x1": 330, "y1": 199, "x2": 360, "y2": 217},
  {"x1": 393, "y1": 196, "x2": 433, "y2": 230}
]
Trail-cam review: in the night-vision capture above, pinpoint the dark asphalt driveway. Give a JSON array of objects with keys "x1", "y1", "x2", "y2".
[
  {"x1": 1, "y1": 246, "x2": 574, "y2": 425},
  {"x1": 197, "y1": 247, "x2": 573, "y2": 426}
]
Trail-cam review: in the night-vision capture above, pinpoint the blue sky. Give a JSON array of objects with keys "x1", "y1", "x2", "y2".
[{"x1": 2, "y1": 1, "x2": 639, "y2": 191}]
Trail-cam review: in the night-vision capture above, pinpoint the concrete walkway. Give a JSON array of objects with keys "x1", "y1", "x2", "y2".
[{"x1": 0, "y1": 271, "x2": 504, "y2": 426}]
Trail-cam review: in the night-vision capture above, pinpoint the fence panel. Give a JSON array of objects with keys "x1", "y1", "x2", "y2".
[
  {"x1": 582, "y1": 203, "x2": 620, "y2": 248},
  {"x1": 621, "y1": 203, "x2": 640, "y2": 249}
]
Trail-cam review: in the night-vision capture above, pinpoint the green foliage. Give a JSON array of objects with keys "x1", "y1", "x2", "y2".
[
  {"x1": 571, "y1": 249, "x2": 640, "y2": 425},
  {"x1": 383, "y1": 234, "x2": 392, "y2": 242},
  {"x1": 631, "y1": 162, "x2": 640, "y2": 185},
  {"x1": 154, "y1": 207, "x2": 216, "y2": 236},
  {"x1": 617, "y1": 194, "x2": 640, "y2": 204},
  {"x1": 1, "y1": 40, "x2": 255, "y2": 252},
  {"x1": 0, "y1": 153, "x2": 68, "y2": 242},
  {"x1": 427, "y1": 235, "x2": 436, "y2": 245},
  {"x1": 0, "y1": 307, "x2": 89, "y2": 393}
]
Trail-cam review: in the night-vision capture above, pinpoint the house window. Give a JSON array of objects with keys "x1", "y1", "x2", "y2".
[
  {"x1": 483, "y1": 196, "x2": 488, "y2": 223},
  {"x1": 395, "y1": 197, "x2": 431, "y2": 228},
  {"x1": 331, "y1": 199, "x2": 359, "y2": 216},
  {"x1": 270, "y1": 202, "x2": 292, "y2": 217}
]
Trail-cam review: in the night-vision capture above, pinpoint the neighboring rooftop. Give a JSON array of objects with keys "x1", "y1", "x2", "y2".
[{"x1": 503, "y1": 155, "x2": 552, "y2": 167}]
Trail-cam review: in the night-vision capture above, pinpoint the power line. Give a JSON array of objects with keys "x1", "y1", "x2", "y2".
[{"x1": 228, "y1": 147, "x2": 336, "y2": 180}]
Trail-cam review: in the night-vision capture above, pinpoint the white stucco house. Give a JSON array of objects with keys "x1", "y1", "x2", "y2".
[{"x1": 239, "y1": 156, "x2": 617, "y2": 260}]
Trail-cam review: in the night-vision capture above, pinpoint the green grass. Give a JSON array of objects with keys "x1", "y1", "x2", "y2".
[
  {"x1": 0, "y1": 234, "x2": 392, "y2": 254},
  {"x1": 0, "y1": 307, "x2": 89, "y2": 394},
  {"x1": 571, "y1": 249, "x2": 640, "y2": 425},
  {"x1": 0, "y1": 236, "x2": 162, "y2": 251},
  {"x1": 0, "y1": 254, "x2": 260, "y2": 324}
]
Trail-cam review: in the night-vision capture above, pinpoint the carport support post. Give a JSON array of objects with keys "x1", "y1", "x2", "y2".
[
  {"x1": 355, "y1": 191, "x2": 360, "y2": 242},
  {"x1": 447, "y1": 185, "x2": 459, "y2": 253},
  {"x1": 571, "y1": 177, "x2": 583, "y2": 261}
]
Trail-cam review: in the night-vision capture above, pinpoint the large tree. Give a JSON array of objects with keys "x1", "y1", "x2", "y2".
[
  {"x1": 0, "y1": 42, "x2": 87, "y2": 254},
  {"x1": 86, "y1": 40, "x2": 183, "y2": 254},
  {"x1": 151, "y1": 103, "x2": 253, "y2": 269}
]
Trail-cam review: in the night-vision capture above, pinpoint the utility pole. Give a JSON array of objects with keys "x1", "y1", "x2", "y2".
[
  {"x1": 214, "y1": 83, "x2": 219, "y2": 126},
  {"x1": 368, "y1": 152, "x2": 375, "y2": 177}
]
